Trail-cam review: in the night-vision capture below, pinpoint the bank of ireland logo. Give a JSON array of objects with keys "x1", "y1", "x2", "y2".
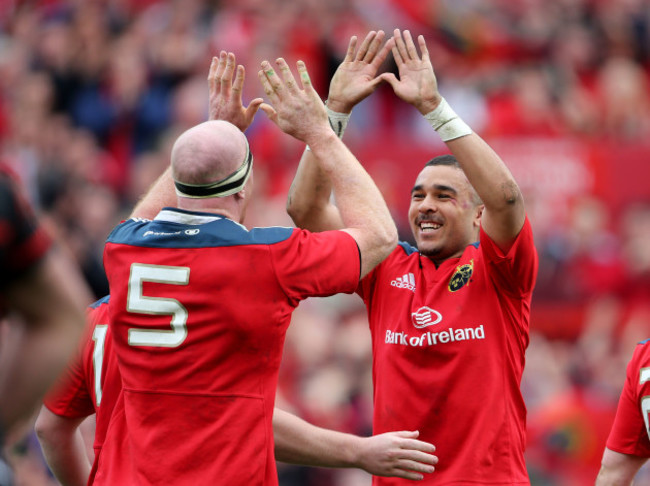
[
  {"x1": 411, "y1": 306, "x2": 443, "y2": 329},
  {"x1": 448, "y1": 259, "x2": 474, "y2": 292}
]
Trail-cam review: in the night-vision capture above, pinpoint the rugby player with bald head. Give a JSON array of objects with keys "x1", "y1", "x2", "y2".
[{"x1": 96, "y1": 57, "x2": 400, "y2": 485}]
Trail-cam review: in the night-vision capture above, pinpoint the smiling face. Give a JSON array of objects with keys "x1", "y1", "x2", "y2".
[{"x1": 408, "y1": 164, "x2": 483, "y2": 263}]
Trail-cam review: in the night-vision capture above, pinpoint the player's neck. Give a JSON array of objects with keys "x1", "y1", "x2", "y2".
[{"x1": 177, "y1": 198, "x2": 240, "y2": 222}]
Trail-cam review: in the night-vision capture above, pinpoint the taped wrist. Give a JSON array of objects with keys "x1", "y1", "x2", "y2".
[
  {"x1": 424, "y1": 98, "x2": 472, "y2": 142},
  {"x1": 326, "y1": 104, "x2": 351, "y2": 139},
  {"x1": 306, "y1": 102, "x2": 351, "y2": 152}
]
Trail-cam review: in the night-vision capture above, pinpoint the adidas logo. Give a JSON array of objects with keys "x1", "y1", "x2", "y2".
[{"x1": 390, "y1": 272, "x2": 416, "y2": 292}]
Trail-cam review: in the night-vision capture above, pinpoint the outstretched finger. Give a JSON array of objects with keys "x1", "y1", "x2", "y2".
[
  {"x1": 395, "y1": 459, "x2": 436, "y2": 474},
  {"x1": 418, "y1": 35, "x2": 430, "y2": 62},
  {"x1": 232, "y1": 65, "x2": 245, "y2": 99},
  {"x1": 275, "y1": 58, "x2": 298, "y2": 95},
  {"x1": 296, "y1": 60, "x2": 313, "y2": 91},
  {"x1": 363, "y1": 30, "x2": 385, "y2": 63},
  {"x1": 344, "y1": 36, "x2": 358, "y2": 63},
  {"x1": 355, "y1": 31, "x2": 377, "y2": 61},
  {"x1": 258, "y1": 66, "x2": 281, "y2": 104},
  {"x1": 397, "y1": 448, "x2": 437, "y2": 465},
  {"x1": 393, "y1": 28, "x2": 409, "y2": 62},
  {"x1": 370, "y1": 35, "x2": 394, "y2": 70},
  {"x1": 221, "y1": 52, "x2": 236, "y2": 98},
  {"x1": 391, "y1": 42, "x2": 404, "y2": 68},
  {"x1": 392, "y1": 469, "x2": 425, "y2": 481},
  {"x1": 214, "y1": 51, "x2": 227, "y2": 86},
  {"x1": 260, "y1": 60, "x2": 285, "y2": 100},
  {"x1": 403, "y1": 30, "x2": 419, "y2": 60},
  {"x1": 208, "y1": 56, "x2": 219, "y2": 95},
  {"x1": 401, "y1": 440, "x2": 436, "y2": 454}
]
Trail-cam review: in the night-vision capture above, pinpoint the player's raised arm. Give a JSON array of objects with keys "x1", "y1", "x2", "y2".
[
  {"x1": 380, "y1": 29, "x2": 525, "y2": 251},
  {"x1": 131, "y1": 51, "x2": 264, "y2": 220},
  {"x1": 273, "y1": 408, "x2": 437, "y2": 480},
  {"x1": 287, "y1": 31, "x2": 393, "y2": 233},
  {"x1": 259, "y1": 58, "x2": 397, "y2": 278}
]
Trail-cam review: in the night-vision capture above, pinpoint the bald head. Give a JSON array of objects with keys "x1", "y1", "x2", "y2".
[{"x1": 171, "y1": 120, "x2": 248, "y2": 186}]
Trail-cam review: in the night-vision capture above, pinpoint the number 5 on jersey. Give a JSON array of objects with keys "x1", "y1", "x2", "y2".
[
  {"x1": 127, "y1": 263, "x2": 190, "y2": 348},
  {"x1": 642, "y1": 367, "x2": 650, "y2": 440}
]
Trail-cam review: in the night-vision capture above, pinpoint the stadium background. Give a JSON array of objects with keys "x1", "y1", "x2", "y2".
[{"x1": 1, "y1": 0, "x2": 650, "y2": 484}]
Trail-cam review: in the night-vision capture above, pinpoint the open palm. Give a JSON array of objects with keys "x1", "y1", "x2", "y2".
[
  {"x1": 327, "y1": 31, "x2": 393, "y2": 113},
  {"x1": 380, "y1": 29, "x2": 442, "y2": 114}
]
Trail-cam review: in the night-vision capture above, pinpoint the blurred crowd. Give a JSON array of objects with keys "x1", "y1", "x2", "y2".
[{"x1": 1, "y1": 0, "x2": 650, "y2": 484}]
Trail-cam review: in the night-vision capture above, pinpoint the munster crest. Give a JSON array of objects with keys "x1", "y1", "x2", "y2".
[{"x1": 448, "y1": 259, "x2": 474, "y2": 292}]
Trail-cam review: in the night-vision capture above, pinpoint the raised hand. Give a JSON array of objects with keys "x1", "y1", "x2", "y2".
[
  {"x1": 380, "y1": 29, "x2": 442, "y2": 115},
  {"x1": 257, "y1": 58, "x2": 330, "y2": 144},
  {"x1": 326, "y1": 30, "x2": 394, "y2": 113},
  {"x1": 208, "y1": 51, "x2": 263, "y2": 131}
]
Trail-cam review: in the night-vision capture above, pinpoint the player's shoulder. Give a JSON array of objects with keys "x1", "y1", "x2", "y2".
[
  {"x1": 633, "y1": 338, "x2": 650, "y2": 362},
  {"x1": 247, "y1": 225, "x2": 295, "y2": 245}
]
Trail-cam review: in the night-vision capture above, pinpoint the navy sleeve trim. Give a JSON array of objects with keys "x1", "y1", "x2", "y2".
[{"x1": 89, "y1": 295, "x2": 110, "y2": 309}]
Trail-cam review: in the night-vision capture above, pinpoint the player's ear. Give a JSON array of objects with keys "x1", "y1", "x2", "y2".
[
  {"x1": 236, "y1": 171, "x2": 254, "y2": 201},
  {"x1": 474, "y1": 204, "x2": 484, "y2": 228}
]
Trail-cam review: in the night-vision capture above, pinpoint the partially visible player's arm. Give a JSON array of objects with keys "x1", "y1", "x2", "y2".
[
  {"x1": 287, "y1": 31, "x2": 393, "y2": 233},
  {"x1": 34, "y1": 407, "x2": 90, "y2": 486},
  {"x1": 131, "y1": 51, "x2": 263, "y2": 221},
  {"x1": 381, "y1": 29, "x2": 525, "y2": 251},
  {"x1": 595, "y1": 447, "x2": 648, "y2": 486},
  {"x1": 259, "y1": 59, "x2": 397, "y2": 278},
  {"x1": 273, "y1": 408, "x2": 436, "y2": 480},
  {"x1": 0, "y1": 248, "x2": 90, "y2": 442},
  {"x1": 130, "y1": 167, "x2": 175, "y2": 220}
]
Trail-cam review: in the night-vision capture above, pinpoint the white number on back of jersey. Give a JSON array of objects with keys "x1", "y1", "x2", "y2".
[
  {"x1": 641, "y1": 367, "x2": 650, "y2": 440},
  {"x1": 92, "y1": 325, "x2": 108, "y2": 407},
  {"x1": 127, "y1": 263, "x2": 190, "y2": 348}
]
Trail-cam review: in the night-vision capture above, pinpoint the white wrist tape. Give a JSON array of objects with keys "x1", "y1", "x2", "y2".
[
  {"x1": 306, "y1": 103, "x2": 351, "y2": 152},
  {"x1": 326, "y1": 105, "x2": 351, "y2": 139},
  {"x1": 424, "y1": 98, "x2": 472, "y2": 142}
]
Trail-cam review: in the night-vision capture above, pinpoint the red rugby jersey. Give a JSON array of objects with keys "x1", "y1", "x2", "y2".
[
  {"x1": 606, "y1": 338, "x2": 650, "y2": 458},
  {"x1": 0, "y1": 163, "x2": 51, "y2": 291},
  {"x1": 360, "y1": 218, "x2": 538, "y2": 485},
  {"x1": 44, "y1": 296, "x2": 121, "y2": 485},
  {"x1": 99, "y1": 208, "x2": 360, "y2": 486}
]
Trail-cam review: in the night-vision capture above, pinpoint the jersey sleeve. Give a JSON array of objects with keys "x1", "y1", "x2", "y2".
[
  {"x1": 269, "y1": 228, "x2": 360, "y2": 304},
  {"x1": 479, "y1": 215, "x2": 538, "y2": 297},
  {"x1": 0, "y1": 166, "x2": 51, "y2": 287},
  {"x1": 606, "y1": 343, "x2": 650, "y2": 457}
]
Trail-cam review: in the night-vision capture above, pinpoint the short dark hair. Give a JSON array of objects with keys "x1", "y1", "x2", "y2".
[
  {"x1": 423, "y1": 155, "x2": 483, "y2": 205},
  {"x1": 425, "y1": 154, "x2": 460, "y2": 169}
]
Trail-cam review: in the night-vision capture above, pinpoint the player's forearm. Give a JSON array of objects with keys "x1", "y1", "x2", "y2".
[
  {"x1": 0, "y1": 250, "x2": 89, "y2": 436},
  {"x1": 445, "y1": 133, "x2": 522, "y2": 209},
  {"x1": 446, "y1": 133, "x2": 525, "y2": 239},
  {"x1": 308, "y1": 133, "x2": 397, "y2": 276},
  {"x1": 131, "y1": 166, "x2": 175, "y2": 220},
  {"x1": 595, "y1": 448, "x2": 648, "y2": 486},
  {"x1": 273, "y1": 408, "x2": 359, "y2": 468},
  {"x1": 35, "y1": 409, "x2": 90, "y2": 486},
  {"x1": 286, "y1": 149, "x2": 344, "y2": 232}
]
